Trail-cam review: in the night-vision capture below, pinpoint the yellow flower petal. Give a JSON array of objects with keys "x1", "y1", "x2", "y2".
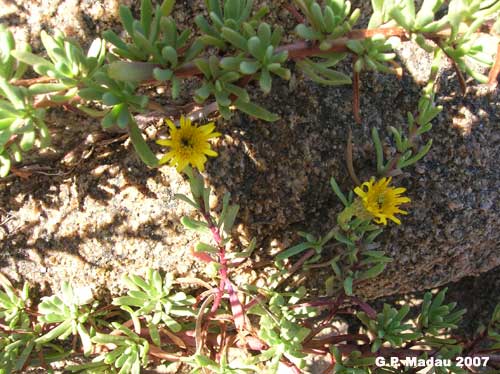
[
  {"x1": 165, "y1": 119, "x2": 176, "y2": 130},
  {"x1": 156, "y1": 139, "x2": 172, "y2": 146},
  {"x1": 157, "y1": 115, "x2": 221, "y2": 172},
  {"x1": 199, "y1": 123, "x2": 215, "y2": 133},
  {"x1": 354, "y1": 177, "x2": 411, "y2": 226},
  {"x1": 159, "y1": 154, "x2": 172, "y2": 165},
  {"x1": 203, "y1": 149, "x2": 218, "y2": 157}
]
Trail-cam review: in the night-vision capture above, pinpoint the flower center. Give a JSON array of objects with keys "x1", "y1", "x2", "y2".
[
  {"x1": 376, "y1": 194, "x2": 385, "y2": 208},
  {"x1": 181, "y1": 136, "x2": 193, "y2": 148}
]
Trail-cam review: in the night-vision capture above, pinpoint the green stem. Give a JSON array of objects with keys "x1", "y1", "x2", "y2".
[{"x1": 127, "y1": 119, "x2": 159, "y2": 167}]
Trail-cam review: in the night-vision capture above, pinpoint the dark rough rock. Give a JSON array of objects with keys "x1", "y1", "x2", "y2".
[{"x1": 205, "y1": 62, "x2": 500, "y2": 300}]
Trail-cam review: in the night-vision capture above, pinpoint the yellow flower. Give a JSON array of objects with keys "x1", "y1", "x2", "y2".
[
  {"x1": 354, "y1": 177, "x2": 411, "y2": 225},
  {"x1": 156, "y1": 115, "x2": 221, "y2": 172}
]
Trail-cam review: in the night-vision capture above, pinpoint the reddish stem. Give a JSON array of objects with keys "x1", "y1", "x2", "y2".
[
  {"x1": 348, "y1": 296, "x2": 377, "y2": 319},
  {"x1": 346, "y1": 127, "x2": 361, "y2": 185},
  {"x1": 352, "y1": 58, "x2": 361, "y2": 124},
  {"x1": 451, "y1": 58, "x2": 467, "y2": 95},
  {"x1": 198, "y1": 208, "x2": 226, "y2": 314},
  {"x1": 12, "y1": 76, "x2": 56, "y2": 86},
  {"x1": 303, "y1": 293, "x2": 345, "y2": 345},
  {"x1": 197, "y1": 196, "x2": 246, "y2": 330},
  {"x1": 226, "y1": 279, "x2": 246, "y2": 329},
  {"x1": 488, "y1": 42, "x2": 500, "y2": 88},
  {"x1": 136, "y1": 325, "x2": 442, "y2": 360},
  {"x1": 284, "y1": 4, "x2": 305, "y2": 23}
]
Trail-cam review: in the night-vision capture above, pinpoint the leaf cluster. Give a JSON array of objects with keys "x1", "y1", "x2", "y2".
[
  {"x1": 247, "y1": 287, "x2": 314, "y2": 372},
  {"x1": 0, "y1": 0, "x2": 498, "y2": 176},
  {"x1": 417, "y1": 288, "x2": 466, "y2": 339},
  {"x1": 0, "y1": 249, "x2": 495, "y2": 374},
  {"x1": 295, "y1": 0, "x2": 360, "y2": 47},
  {"x1": 0, "y1": 78, "x2": 49, "y2": 177},
  {"x1": 358, "y1": 304, "x2": 421, "y2": 352},
  {"x1": 68, "y1": 322, "x2": 149, "y2": 374},
  {"x1": 112, "y1": 269, "x2": 195, "y2": 343},
  {"x1": 177, "y1": 167, "x2": 256, "y2": 273},
  {"x1": 371, "y1": 93, "x2": 441, "y2": 176},
  {"x1": 0, "y1": 25, "x2": 107, "y2": 176},
  {"x1": 36, "y1": 282, "x2": 98, "y2": 355},
  {"x1": 105, "y1": 0, "x2": 203, "y2": 99},
  {"x1": 371, "y1": 0, "x2": 498, "y2": 81},
  {"x1": 12, "y1": 31, "x2": 106, "y2": 94}
]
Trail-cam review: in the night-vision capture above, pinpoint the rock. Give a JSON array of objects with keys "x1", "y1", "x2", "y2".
[{"x1": 204, "y1": 61, "x2": 499, "y2": 300}]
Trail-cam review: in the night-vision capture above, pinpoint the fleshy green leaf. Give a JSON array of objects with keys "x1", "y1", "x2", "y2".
[{"x1": 234, "y1": 98, "x2": 279, "y2": 121}]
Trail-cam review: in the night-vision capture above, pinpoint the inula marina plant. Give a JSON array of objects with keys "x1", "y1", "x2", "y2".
[{"x1": 0, "y1": 0, "x2": 499, "y2": 373}]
